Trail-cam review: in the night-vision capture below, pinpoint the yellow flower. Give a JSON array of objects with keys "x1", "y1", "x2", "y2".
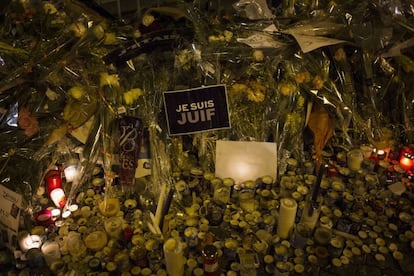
[
  {"x1": 69, "y1": 22, "x2": 87, "y2": 38},
  {"x1": 123, "y1": 88, "x2": 143, "y2": 105},
  {"x1": 133, "y1": 30, "x2": 141, "y2": 39},
  {"x1": 176, "y1": 49, "x2": 192, "y2": 67},
  {"x1": 68, "y1": 86, "x2": 85, "y2": 100},
  {"x1": 92, "y1": 24, "x2": 105, "y2": 40},
  {"x1": 253, "y1": 50, "x2": 264, "y2": 62},
  {"x1": 229, "y1": 83, "x2": 248, "y2": 95},
  {"x1": 297, "y1": 95, "x2": 305, "y2": 108},
  {"x1": 278, "y1": 82, "x2": 296, "y2": 96},
  {"x1": 100, "y1": 73, "x2": 120, "y2": 88},
  {"x1": 334, "y1": 48, "x2": 346, "y2": 61},
  {"x1": 223, "y1": 30, "x2": 233, "y2": 42},
  {"x1": 45, "y1": 87, "x2": 59, "y2": 101},
  {"x1": 295, "y1": 71, "x2": 311, "y2": 84},
  {"x1": 43, "y1": 2, "x2": 58, "y2": 14},
  {"x1": 142, "y1": 13, "x2": 155, "y2": 27},
  {"x1": 247, "y1": 89, "x2": 265, "y2": 102},
  {"x1": 208, "y1": 35, "x2": 220, "y2": 43},
  {"x1": 312, "y1": 75, "x2": 324, "y2": 89},
  {"x1": 103, "y1": 33, "x2": 118, "y2": 45}
]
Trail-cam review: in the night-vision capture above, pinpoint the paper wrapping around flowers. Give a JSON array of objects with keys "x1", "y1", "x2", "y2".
[{"x1": 307, "y1": 102, "x2": 333, "y2": 170}]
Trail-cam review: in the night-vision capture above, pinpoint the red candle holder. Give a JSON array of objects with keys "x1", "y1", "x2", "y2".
[
  {"x1": 399, "y1": 147, "x2": 414, "y2": 172},
  {"x1": 44, "y1": 170, "x2": 66, "y2": 208},
  {"x1": 34, "y1": 209, "x2": 53, "y2": 227}
]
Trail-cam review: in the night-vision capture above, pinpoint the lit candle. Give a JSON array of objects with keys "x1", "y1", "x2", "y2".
[
  {"x1": 163, "y1": 238, "x2": 185, "y2": 276},
  {"x1": 45, "y1": 170, "x2": 66, "y2": 208},
  {"x1": 400, "y1": 153, "x2": 412, "y2": 171},
  {"x1": 18, "y1": 231, "x2": 42, "y2": 252},
  {"x1": 63, "y1": 158, "x2": 79, "y2": 182},
  {"x1": 35, "y1": 210, "x2": 53, "y2": 227},
  {"x1": 277, "y1": 198, "x2": 298, "y2": 239},
  {"x1": 41, "y1": 241, "x2": 61, "y2": 266},
  {"x1": 377, "y1": 149, "x2": 387, "y2": 160}
]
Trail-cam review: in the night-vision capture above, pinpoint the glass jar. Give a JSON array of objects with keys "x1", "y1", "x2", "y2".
[
  {"x1": 188, "y1": 167, "x2": 204, "y2": 195},
  {"x1": 292, "y1": 223, "x2": 312, "y2": 249},
  {"x1": 299, "y1": 200, "x2": 320, "y2": 232},
  {"x1": 202, "y1": 244, "x2": 219, "y2": 276},
  {"x1": 213, "y1": 177, "x2": 234, "y2": 204},
  {"x1": 239, "y1": 180, "x2": 258, "y2": 213}
]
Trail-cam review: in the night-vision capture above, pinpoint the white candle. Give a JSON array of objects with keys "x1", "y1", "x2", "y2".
[
  {"x1": 41, "y1": 241, "x2": 61, "y2": 266},
  {"x1": 154, "y1": 183, "x2": 167, "y2": 227},
  {"x1": 50, "y1": 188, "x2": 66, "y2": 208},
  {"x1": 277, "y1": 198, "x2": 297, "y2": 239},
  {"x1": 163, "y1": 238, "x2": 185, "y2": 276}
]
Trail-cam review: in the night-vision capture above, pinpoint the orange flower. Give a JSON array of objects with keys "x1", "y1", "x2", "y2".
[{"x1": 18, "y1": 108, "x2": 40, "y2": 137}]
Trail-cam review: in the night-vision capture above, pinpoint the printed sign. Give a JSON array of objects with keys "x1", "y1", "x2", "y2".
[
  {"x1": 118, "y1": 116, "x2": 143, "y2": 188},
  {"x1": 163, "y1": 85, "x2": 230, "y2": 135},
  {"x1": 0, "y1": 184, "x2": 22, "y2": 249}
]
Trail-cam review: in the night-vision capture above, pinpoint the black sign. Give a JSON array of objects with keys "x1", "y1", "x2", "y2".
[{"x1": 163, "y1": 85, "x2": 230, "y2": 136}]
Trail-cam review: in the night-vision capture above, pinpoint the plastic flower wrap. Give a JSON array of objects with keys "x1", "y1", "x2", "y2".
[
  {"x1": 0, "y1": 0, "x2": 119, "y2": 206},
  {"x1": 226, "y1": 59, "x2": 278, "y2": 142},
  {"x1": 103, "y1": 6, "x2": 197, "y2": 199}
]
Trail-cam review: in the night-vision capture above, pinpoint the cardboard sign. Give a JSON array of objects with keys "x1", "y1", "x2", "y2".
[
  {"x1": 163, "y1": 85, "x2": 230, "y2": 135},
  {"x1": 215, "y1": 140, "x2": 277, "y2": 184},
  {"x1": 0, "y1": 184, "x2": 22, "y2": 249}
]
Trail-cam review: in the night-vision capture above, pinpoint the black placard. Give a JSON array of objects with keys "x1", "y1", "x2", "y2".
[{"x1": 163, "y1": 85, "x2": 230, "y2": 136}]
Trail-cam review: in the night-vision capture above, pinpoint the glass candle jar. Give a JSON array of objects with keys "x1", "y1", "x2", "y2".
[
  {"x1": 213, "y1": 178, "x2": 233, "y2": 204},
  {"x1": 347, "y1": 149, "x2": 363, "y2": 171},
  {"x1": 202, "y1": 244, "x2": 219, "y2": 276}
]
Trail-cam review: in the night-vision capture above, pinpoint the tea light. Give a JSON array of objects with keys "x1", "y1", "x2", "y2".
[
  {"x1": 18, "y1": 231, "x2": 42, "y2": 252},
  {"x1": 377, "y1": 149, "x2": 387, "y2": 160},
  {"x1": 63, "y1": 158, "x2": 80, "y2": 183},
  {"x1": 51, "y1": 208, "x2": 61, "y2": 218},
  {"x1": 277, "y1": 198, "x2": 298, "y2": 239}
]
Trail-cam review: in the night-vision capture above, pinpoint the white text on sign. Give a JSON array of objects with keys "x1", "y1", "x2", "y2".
[{"x1": 176, "y1": 100, "x2": 216, "y2": 125}]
